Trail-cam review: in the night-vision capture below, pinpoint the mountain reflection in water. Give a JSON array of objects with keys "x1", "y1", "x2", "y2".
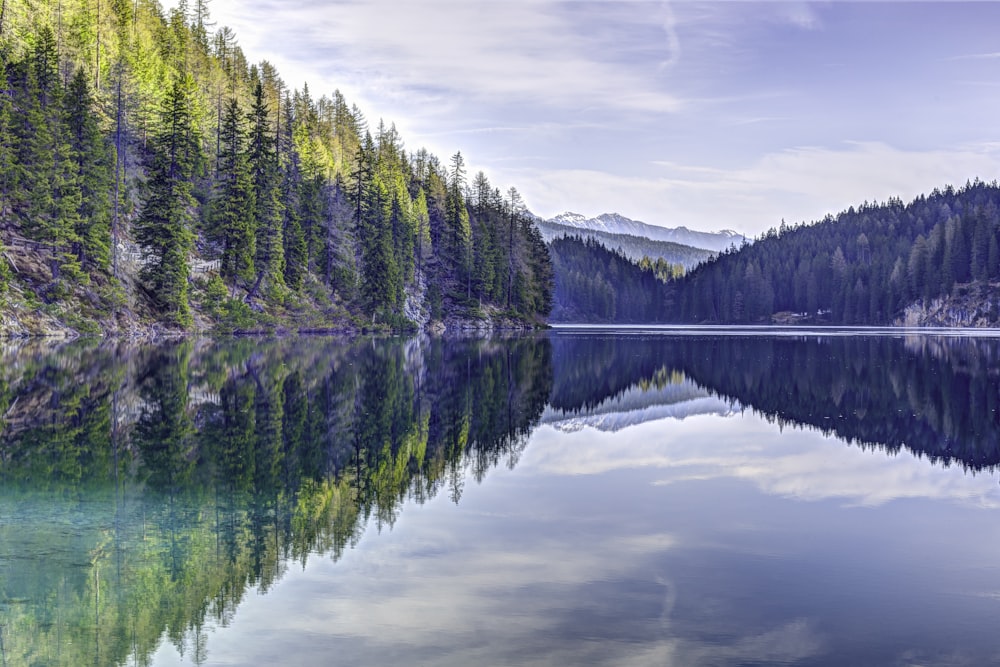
[
  {"x1": 549, "y1": 331, "x2": 1000, "y2": 470},
  {"x1": 0, "y1": 331, "x2": 998, "y2": 666}
]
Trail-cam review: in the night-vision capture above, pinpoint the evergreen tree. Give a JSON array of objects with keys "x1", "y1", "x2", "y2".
[
  {"x1": 280, "y1": 93, "x2": 306, "y2": 290},
  {"x1": 324, "y1": 176, "x2": 356, "y2": 294},
  {"x1": 62, "y1": 67, "x2": 113, "y2": 270},
  {"x1": 359, "y1": 168, "x2": 401, "y2": 314},
  {"x1": 0, "y1": 9, "x2": 555, "y2": 329},
  {"x1": 135, "y1": 74, "x2": 202, "y2": 326},
  {"x1": 215, "y1": 97, "x2": 255, "y2": 284},
  {"x1": 0, "y1": 58, "x2": 14, "y2": 221},
  {"x1": 446, "y1": 151, "x2": 471, "y2": 295},
  {"x1": 247, "y1": 78, "x2": 284, "y2": 296},
  {"x1": 11, "y1": 32, "x2": 89, "y2": 287},
  {"x1": 413, "y1": 188, "x2": 431, "y2": 281}
]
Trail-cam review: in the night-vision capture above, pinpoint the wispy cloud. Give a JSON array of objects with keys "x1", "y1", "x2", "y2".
[
  {"x1": 213, "y1": 0, "x2": 687, "y2": 114},
  {"x1": 523, "y1": 413, "x2": 1000, "y2": 508},
  {"x1": 502, "y1": 142, "x2": 1000, "y2": 234},
  {"x1": 948, "y1": 51, "x2": 1000, "y2": 61},
  {"x1": 166, "y1": 0, "x2": 1000, "y2": 237},
  {"x1": 776, "y1": 1, "x2": 823, "y2": 30}
]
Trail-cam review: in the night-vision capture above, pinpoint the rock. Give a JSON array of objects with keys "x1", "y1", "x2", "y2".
[{"x1": 895, "y1": 281, "x2": 1000, "y2": 327}]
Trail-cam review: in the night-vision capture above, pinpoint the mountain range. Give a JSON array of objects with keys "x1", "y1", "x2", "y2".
[
  {"x1": 537, "y1": 219, "x2": 713, "y2": 270},
  {"x1": 541, "y1": 380, "x2": 737, "y2": 433},
  {"x1": 543, "y1": 212, "x2": 746, "y2": 253}
]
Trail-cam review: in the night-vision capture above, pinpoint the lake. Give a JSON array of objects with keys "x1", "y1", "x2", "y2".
[{"x1": 2, "y1": 329, "x2": 1000, "y2": 666}]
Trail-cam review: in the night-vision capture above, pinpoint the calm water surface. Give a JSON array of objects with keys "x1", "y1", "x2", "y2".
[{"x1": 2, "y1": 331, "x2": 1000, "y2": 666}]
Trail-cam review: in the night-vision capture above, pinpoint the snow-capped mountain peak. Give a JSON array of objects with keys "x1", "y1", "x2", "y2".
[
  {"x1": 550, "y1": 212, "x2": 591, "y2": 227},
  {"x1": 543, "y1": 212, "x2": 745, "y2": 253}
]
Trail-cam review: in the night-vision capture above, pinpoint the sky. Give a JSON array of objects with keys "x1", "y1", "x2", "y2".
[{"x1": 168, "y1": 0, "x2": 1000, "y2": 236}]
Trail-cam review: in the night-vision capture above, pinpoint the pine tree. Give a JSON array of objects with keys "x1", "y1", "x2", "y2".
[
  {"x1": 247, "y1": 78, "x2": 284, "y2": 296},
  {"x1": 446, "y1": 151, "x2": 471, "y2": 294},
  {"x1": 63, "y1": 67, "x2": 113, "y2": 270},
  {"x1": 135, "y1": 74, "x2": 202, "y2": 326},
  {"x1": 0, "y1": 58, "x2": 14, "y2": 230},
  {"x1": 11, "y1": 31, "x2": 89, "y2": 286},
  {"x1": 215, "y1": 97, "x2": 255, "y2": 283},
  {"x1": 359, "y1": 170, "x2": 401, "y2": 315},
  {"x1": 413, "y1": 188, "x2": 431, "y2": 281},
  {"x1": 280, "y1": 92, "x2": 306, "y2": 290}
]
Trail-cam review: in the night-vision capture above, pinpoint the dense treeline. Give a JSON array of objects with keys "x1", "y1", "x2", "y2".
[
  {"x1": 0, "y1": 335, "x2": 552, "y2": 665},
  {"x1": 670, "y1": 181, "x2": 1000, "y2": 324},
  {"x1": 673, "y1": 335, "x2": 1000, "y2": 470},
  {"x1": 549, "y1": 236, "x2": 670, "y2": 322},
  {"x1": 550, "y1": 333, "x2": 1000, "y2": 470},
  {"x1": 0, "y1": 0, "x2": 552, "y2": 330}
]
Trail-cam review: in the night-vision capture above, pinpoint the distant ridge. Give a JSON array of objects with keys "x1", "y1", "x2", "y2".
[
  {"x1": 544, "y1": 212, "x2": 746, "y2": 253},
  {"x1": 535, "y1": 218, "x2": 713, "y2": 270}
]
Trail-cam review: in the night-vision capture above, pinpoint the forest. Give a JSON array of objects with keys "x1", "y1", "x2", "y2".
[
  {"x1": 548, "y1": 235, "x2": 675, "y2": 323},
  {"x1": 0, "y1": 0, "x2": 552, "y2": 333},
  {"x1": 668, "y1": 180, "x2": 1000, "y2": 324}
]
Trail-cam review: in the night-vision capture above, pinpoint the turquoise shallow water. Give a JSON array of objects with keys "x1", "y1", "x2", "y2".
[{"x1": 2, "y1": 332, "x2": 999, "y2": 666}]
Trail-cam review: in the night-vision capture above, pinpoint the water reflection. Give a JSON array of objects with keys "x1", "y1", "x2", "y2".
[
  {"x1": 2, "y1": 331, "x2": 1000, "y2": 665},
  {"x1": 549, "y1": 332, "x2": 1000, "y2": 471},
  {"x1": 0, "y1": 336, "x2": 551, "y2": 667}
]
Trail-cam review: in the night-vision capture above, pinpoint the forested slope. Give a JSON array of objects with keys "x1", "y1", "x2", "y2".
[
  {"x1": 549, "y1": 236, "x2": 670, "y2": 323},
  {"x1": 535, "y1": 218, "x2": 713, "y2": 269},
  {"x1": 0, "y1": 0, "x2": 552, "y2": 334},
  {"x1": 668, "y1": 181, "x2": 1000, "y2": 325}
]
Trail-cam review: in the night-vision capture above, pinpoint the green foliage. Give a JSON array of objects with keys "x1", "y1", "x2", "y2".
[
  {"x1": 0, "y1": 245, "x2": 10, "y2": 298},
  {"x1": 669, "y1": 181, "x2": 1000, "y2": 324},
  {"x1": 248, "y1": 77, "x2": 285, "y2": 295},
  {"x1": 63, "y1": 68, "x2": 113, "y2": 270},
  {"x1": 428, "y1": 282, "x2": 443, "y2": 320},
  {"x1": 0, "y1": 3, "x2": 554, "y2": 330},
  {"x1": 639, "y1": 255, "x2": 685, "y2": 282},
  {"x1": 0, "y1": 337, "x2": 554, "y2": 666},
  {"x1": 62, "y1": 309, "x2": 103, "y2": 334},
  {"x1": 214, "y1": 97, "x2": 256, "y2": 284},
  {"x1": 199, "y1": 273, "x2": 228, "y2": 316},
  {"x1": 549, "y1": 236, "x2": 668, "y2": 323},
  {"x1": 0, "y1": 57, "x2": 15, "y2": 221},
  {"x1": 217, "y1": 297, "x2": 264, "y2": 331},
  {"x1": 135, "y1": 74, "x2": 202, "y2": 327}
]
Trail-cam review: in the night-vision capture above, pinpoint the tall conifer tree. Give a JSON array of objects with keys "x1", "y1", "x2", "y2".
[
  {"x1": 135, "y1": 74, "x2": 202, "y2": 325},
  {"x1": 215, "y1": 97, "x2": 255, "y2": 283},
  {"x1": 247, "y1": 78, "x2": 284, "y2": 295},
  {"x1": 63, "y1": 67, "x2": 113, "y2": 269}
]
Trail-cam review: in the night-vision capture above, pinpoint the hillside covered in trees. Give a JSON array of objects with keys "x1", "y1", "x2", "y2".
[
  {"x1": 0, "y1": 0, "x2": 552, "y2": 334},
  {"x1": 535, "y1": 218, "x2": 713, "y2": 269},
  {"x1": 668, "y1": 181, "x2": 1000, "y2": 325},
  {"x1": 549, "y1": 236, "x2": 671, "y2": 323}
]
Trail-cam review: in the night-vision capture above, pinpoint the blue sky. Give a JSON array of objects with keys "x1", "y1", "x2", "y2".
[{"x1": 176, "y1": 1, "x2": 1000, "y2": 236}]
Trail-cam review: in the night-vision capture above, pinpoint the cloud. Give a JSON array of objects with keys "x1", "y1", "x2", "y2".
[
  {"x1": 776, "y1": 1, "x2": 823, "y2": 30},
  {"x1": 501, "y1": 142, "x2": 1000, "y2": 234},
  {"x1": 660, "y1": 0, "x2": 682, "y2": 68},
  {"x1": 949, "y1": 51, "x2": 1000, "y2": 61},
  {"x1": 160, "y1": 1, "x2": 1000, "y2": 239},
  {"x1": 521, "y1": 414, "x2": 1000, "y2": 508},
  {"x1": 204, "y1": 0, "x2": 686, "y2": 116},
  {"x1": 189, "y1": 462, "x2": 828, "y2": 667}
]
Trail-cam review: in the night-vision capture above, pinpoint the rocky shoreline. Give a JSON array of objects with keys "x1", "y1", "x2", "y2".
[{"x1": 894, "y1": 281, "x2": 1000, "y2": 328}]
